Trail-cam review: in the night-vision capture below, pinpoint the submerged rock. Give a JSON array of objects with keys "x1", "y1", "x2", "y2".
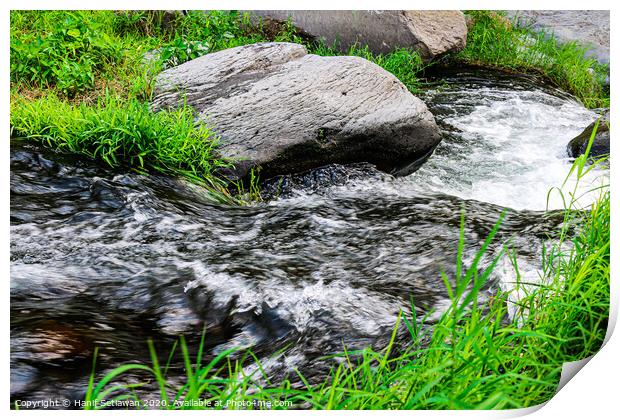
[
  {"x1": 152, "y1": 42, "x2": 441, "y2": 181},
  {"x1": 567, "y1": 110, "x2": 610, "y2": 159},
  {"x1": 249, "y1": 10, "x2": 467, "y2": 60}
]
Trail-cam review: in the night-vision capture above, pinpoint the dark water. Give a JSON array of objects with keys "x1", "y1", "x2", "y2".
[{"x1": 10, "y1": 71, "x2": 598, "y2": 406}]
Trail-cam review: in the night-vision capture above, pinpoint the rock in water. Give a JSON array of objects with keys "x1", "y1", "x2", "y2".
[
  {"x1": 152, "y1": 42, "x2": 441, "y2": 181},
  {"x1": 567, "y1": 110, "x2": 610, "y2": 159},
  {"x1": 249, "y1": 10, "x2": 467, "y2": 60}
]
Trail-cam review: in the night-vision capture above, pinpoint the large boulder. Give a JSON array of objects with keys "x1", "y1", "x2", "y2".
[
  {"x1": 152, "y1": 42, "x2": 441, "y2": 181},
  {"x1": 567, "y1": 111, "x2": 610, "y2": 159},
  {"x1": 248, "y1": 10, "x2": 467, "y2": 60}
]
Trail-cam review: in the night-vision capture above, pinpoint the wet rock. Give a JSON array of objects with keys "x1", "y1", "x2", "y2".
[
  {"x1": 567, "y1": 110, "x2": 610, "y2": 159},
  {"x1": 152, "y1": 42, "x2": 441, "y2": 181},
  {"x1": 505, "y1": 11, "x2": 610, "y2": 64},
  {"x1": 248, "y1": 10, "x2": 467, "y2": 60},
  {"x1": 260, "y1": 162, "x2": 388, "y2": 199}
]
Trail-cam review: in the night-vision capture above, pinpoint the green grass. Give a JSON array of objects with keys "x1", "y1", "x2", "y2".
[
  {"x1": 10, "y1": 94, "x2": 241, "y2": 204},
  {"x1": 82, "y1": 137, "x2": 609, "y2": 409},
  {"x1": 10, "y1": 10, "x2": 301, "y2": 102},
  {"x1": 11, "y1": 10, "x2": 608, "y2": 194},
  {"x1": 10, "y1": 11, "x2": 155, "y2": 102},
  {"x1": 455, "y1": 11, "x2": 609, "y2": 108},
  {"x1": 11, "y1": 11, "x2": 119, "y2": 96}
]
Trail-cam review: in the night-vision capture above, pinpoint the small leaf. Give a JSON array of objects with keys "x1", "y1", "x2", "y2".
[{"x1": 67, "y1": 28, "x2": 81, "y2": 38}]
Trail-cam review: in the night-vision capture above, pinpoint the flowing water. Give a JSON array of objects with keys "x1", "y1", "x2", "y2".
[{"x1": 10, "y1": 70, "x2": 607, "y2": 405}]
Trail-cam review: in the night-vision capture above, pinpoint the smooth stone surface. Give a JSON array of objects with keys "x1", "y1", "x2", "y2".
[
  {"x1": 248, "y1": 10, "x2": 467, "y2": 60},
  {"x1": 567, "y1": 110, "x2": 610, "y2": 158},
  {"x1": 152, "y1": 42, "x2": 441, "y2": 181}
]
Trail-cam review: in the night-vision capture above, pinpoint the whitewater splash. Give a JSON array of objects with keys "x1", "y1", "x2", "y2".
[{"x1": 317, "y1": 71, "x2": 606, "y2": 212}]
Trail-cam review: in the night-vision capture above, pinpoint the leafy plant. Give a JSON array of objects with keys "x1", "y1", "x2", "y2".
[
  {"x1": 10, "y1": 11, "x2": 121, "y2": 97},
  {"x1": 159, "y1": 38, "x2": 211, "y2": 69}
]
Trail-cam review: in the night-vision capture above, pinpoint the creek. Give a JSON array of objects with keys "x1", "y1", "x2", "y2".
[{"x1": 10, "y1": 69, "x2": 607, "y2": 404}]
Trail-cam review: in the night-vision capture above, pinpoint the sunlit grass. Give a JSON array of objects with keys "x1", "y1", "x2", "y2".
[
  {"x1": 9, "y1": 94, "x2": 244, "y2": 204},
  {"x1": 456, "y1": 11, "x2": 609, "y2": 108}
]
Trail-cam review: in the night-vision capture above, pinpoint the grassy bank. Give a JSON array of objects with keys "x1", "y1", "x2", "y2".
[
  {"x1": 82, "y1": 170, "x2": 609, "y2": 409},
  {"x1": 455, "y1": 11, "x2": 609, "y2": 108},
  {"x1": 10, "y1": 94, "x2": 239, "y2": 202},
  {"x1": 11, "y1": 10, "x2": 609, "y2": 195},
  {"x1": 10, "y1": 10, "x2": 610, "y2": 410}
]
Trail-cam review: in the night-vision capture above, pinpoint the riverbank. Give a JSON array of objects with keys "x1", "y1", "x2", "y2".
[
  {"x1": 455, "y1": 11, "x2": 609, "y2": 109},
  {"x1": 10, "y1": 10, "x2": 611, "y2": 410},
  {"x1": 11, "y1": 10, "x2": 610, "y2": 189}
]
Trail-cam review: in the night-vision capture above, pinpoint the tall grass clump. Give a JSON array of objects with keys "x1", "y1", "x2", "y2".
[
  {"x1": 10, "y1": 94, "x2": 241, "y2": 203},
  {"x1": 456, "y1": 11, "x2": 609, "y2": 108}
]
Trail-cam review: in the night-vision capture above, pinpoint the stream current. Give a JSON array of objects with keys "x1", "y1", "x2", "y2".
[{"x1": 10, "y1": 70, "x2": 607, "y2": 405}]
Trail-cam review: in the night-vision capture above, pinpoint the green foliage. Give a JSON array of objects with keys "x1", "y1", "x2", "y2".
[
  {"x1": 457, "y1": 11, "x2": 609, "y2": 108},
  {"x1": 10, "y1": 11, "x2": 121, "y2": 97},
  {"x1": 10, "y1": 94, "x2": 241, "y2": 204},
  {"x1": 112, "y1": 10, "x2": 185, "y2": 38},
  {"x1": 116, "y1": 10, "x2": 253, "y2": 42},
  {"x1": 114, "y1": 10, "x2": 302, "y2": 70},
  {"x1": 159, "y1": 38, "x2": 211, "y2": 69}
]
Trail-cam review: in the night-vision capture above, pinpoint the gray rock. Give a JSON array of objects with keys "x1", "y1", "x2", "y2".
[
  {"x1": 248, "y1": 10, "x2": 467, "y2": 60},
  {"x1": 567, "y1": 110, "x2": 610, "y2": 159},
  {"x1": 504, "y1": 11, "x2": 610, "y2": 65},
  {"x1": 152, "y1": 42, "x2": 441, "y2": 181}
]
